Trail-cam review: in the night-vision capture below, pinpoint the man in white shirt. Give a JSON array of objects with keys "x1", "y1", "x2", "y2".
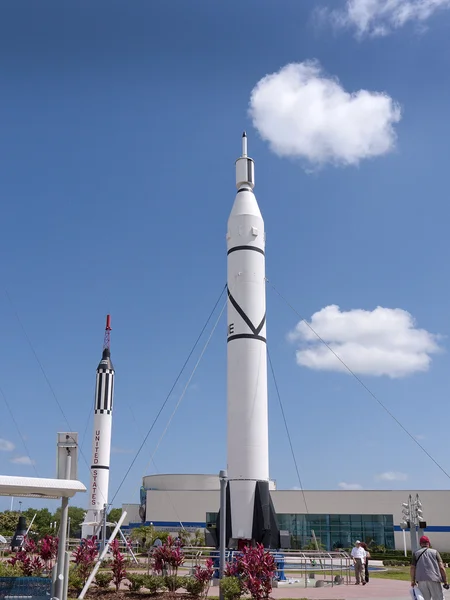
[{"x1": 351, "y1": 540, "x2": 367, "y2": 585}]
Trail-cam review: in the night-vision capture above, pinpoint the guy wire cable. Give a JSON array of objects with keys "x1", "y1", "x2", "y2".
[
  {"x1": 267, "y1": 278, "x2": 450, "y2": 482},
  {"x1": 143, "y1": 298, "x2": 227, "y2": 476},
  {"x1": 110, "y1": 283, "x2": 227, "y2": 505},
  {"x1": 125, "y1": 297, "x2": 227, "y2": 529},
  {"x1": 267, "y1": 348, "x2": 309, "y2": 515},
  {"x1": 122, "y1": 397, "x2": 188, "y2": 532},
  {"x1": 0, "y1": 384, "x2": 39, "y2": 477},
  {"x1": 5, "y1": 288, "x2": 110, "y2": 506}
]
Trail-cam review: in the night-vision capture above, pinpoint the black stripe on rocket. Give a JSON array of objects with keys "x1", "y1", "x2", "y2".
[
  {"x1": 95, "y1": 371, "x2": 114, "y2": 413},
  {"x1": 227, "y1": 287, "x2": 266, "y2": 343}
]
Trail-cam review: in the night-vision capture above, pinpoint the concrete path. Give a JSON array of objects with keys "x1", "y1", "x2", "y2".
[
  {"x1": 267, "y1": 579, "x2": 450, "y2": 600},
  {"x1": 209, "y1": 579, "x2": 450, "y2": 600}
]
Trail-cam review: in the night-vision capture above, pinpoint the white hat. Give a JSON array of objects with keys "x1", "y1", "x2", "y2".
[{"x1": 355, "y1": 540, "x2": 361, "y2": 544}]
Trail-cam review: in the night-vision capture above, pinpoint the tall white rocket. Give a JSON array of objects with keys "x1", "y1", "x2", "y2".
[
  {"x1": 226, "y1": 134, "x2": 278, "y2": 547},
  {"x1": 82, "y1": 315, "x2": 115, "y2": 539}
]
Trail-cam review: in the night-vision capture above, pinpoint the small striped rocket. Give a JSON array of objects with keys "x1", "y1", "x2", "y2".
[{"x1": 82, "y1": 318, "x2": 115, "y2": 537}]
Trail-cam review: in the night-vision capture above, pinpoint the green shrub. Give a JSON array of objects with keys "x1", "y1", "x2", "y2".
[
  {"x1": 95, "y1": 571, "x2": 113, "y2": 588},
  {"x1": 165, "y1": 574, "x2": 188, "y2": 592},
  {"x1": 126, "y1": 574, "x2": 146, "y2": 592},
  {"x1": 0, "y1": 562, "x2": 21, "y2": 577},
  {"x1": 68, "y1": 566, "x2": 84, "y2": 595},
  {"x1": 220, "y1": 576, "x2": 243, "y2": 600},
  {"x1": 185, "y1": 577, "x2": 205, "y2": 597},
  {"x1": 143, "y1": 574, "x2": 167, "y2": 594}
]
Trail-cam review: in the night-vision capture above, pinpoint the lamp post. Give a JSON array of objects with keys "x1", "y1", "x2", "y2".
[{"x1": 400, "y1": 494, "x2": 426, "y2": 554}]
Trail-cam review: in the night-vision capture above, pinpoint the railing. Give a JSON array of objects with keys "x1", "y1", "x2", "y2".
[
  {"x1": 180, "y1": 547, "x2": 353, "y2": 587},
  {"x1": 64, "y1": 542, "x2": 354, "y2": 587}
]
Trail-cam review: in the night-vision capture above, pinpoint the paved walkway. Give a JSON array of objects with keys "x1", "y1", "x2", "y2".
[
  {"x1": 267, "y1": 579, "x2": 450, "y2": 600},
  {"x1": 208, "y1": 578, "x2": 450, "y2": 600}
]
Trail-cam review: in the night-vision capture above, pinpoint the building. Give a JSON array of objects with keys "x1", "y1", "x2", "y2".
[{"x1": 121, "y1": 474, "x2": 450, "y2": 552}]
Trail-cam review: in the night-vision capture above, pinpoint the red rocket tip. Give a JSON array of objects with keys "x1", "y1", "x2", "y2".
[{"x1": 105, "y1": 314, "x2": 111, "y2": 331}]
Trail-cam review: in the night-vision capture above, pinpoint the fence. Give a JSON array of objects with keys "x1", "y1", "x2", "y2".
[{"x1": 181, "y1": 548, "x2": 353, "y2": 587}]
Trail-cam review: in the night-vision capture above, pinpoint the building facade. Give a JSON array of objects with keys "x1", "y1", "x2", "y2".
[{"x1": 121, "y1": 474, "x2": 450, "y2": 552}]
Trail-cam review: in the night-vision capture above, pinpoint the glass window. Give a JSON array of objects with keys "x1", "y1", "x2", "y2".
[{"x1": 274, "y1": 513, "x2": 394, "y2": 550}]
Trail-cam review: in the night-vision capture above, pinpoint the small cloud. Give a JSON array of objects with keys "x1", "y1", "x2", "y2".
[
  {"x1": 415, "y1": 433, "x2": 426, "y2": 441},
  {"x1": 288, "y1": 305, "x2": 442, "y2": 378},
  {"x1": 0, "y1": 438, "x2": 15, "y2": 452},
  {"x1": 338, "y1": 482, "x2": 363, "y2": 490},
  {"x1": 111, "y1": 446, "x2": 133, "y2": 454},
  {"x1": 318, "y1": 0, "x2": 450, "y2": 38},
  {"x1": 249, "y1": 60, "x2": 401, "y2": 169},
  {"x1": 375, "y1": 471, "x2": 408, "y2": 481},
  {"x1": 10, "y1": 456, "x2": 35, "y2": 466}
]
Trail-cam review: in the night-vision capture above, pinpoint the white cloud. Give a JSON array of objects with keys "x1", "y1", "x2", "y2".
[
  {"x1": 248, "y1": 60, "x2": 401, "y2": 169},
  {"x1": 376, "y1": 471, "x2": 408, "y2": 481},
  {"x1": 0, "y1": 438, "x2": 15, "y2": 452},
  {"x1": 322, "y1": 0, "x2": 450, "y2": 38},
  {"x1": 338, "y1": 482, "x2": 363, "y2": 490},
  {"x1": 415, "y1": 433, "x2": 426, "y2": 441},
  {"x1": 10, "y1": 456, "x2": 35, "y2": 466},
  {"x1": 288, "y1": 305, "x2": 441, "y2": 378}
]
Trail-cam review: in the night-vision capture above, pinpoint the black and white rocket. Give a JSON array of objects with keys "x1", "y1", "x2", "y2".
[
  {"x1": 222, "y1": 134, "x2": 279, "y2": 548},
  {"x1": 81, "y1": 315, "x2": 115, "y2": 539}
]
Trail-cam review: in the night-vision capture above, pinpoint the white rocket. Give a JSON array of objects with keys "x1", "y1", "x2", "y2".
[
  {"x1": 225, "y1": 134, "x2": 279, "y2": 548},
  {"x1": 81, "y1": 315, "x2": 115, "y2": 539}
]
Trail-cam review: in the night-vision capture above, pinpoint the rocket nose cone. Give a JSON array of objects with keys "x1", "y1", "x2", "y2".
[{"x1": 98, "y1": 347, "x2": 114, "y2": 371}]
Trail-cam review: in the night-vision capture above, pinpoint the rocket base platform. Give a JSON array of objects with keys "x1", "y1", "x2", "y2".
[{"x1": 215, "y1": 481, "x2": 280, "y2": 549}]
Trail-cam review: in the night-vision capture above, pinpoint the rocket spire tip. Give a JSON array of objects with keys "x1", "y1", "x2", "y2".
[
  {"x1": 242, "y1": 132, "x2": 248, "y2": 157},
  {"x1": 103, "y1": 314, "x2": 111, "y2": 350}
]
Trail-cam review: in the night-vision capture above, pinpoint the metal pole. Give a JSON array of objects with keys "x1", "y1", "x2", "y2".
[
  {"x1": 78, "y1": 511, "x2": 128, "y2": 600},
  {"x1": 117, "y1": 524, "x2": 138, "y2": 564},
  {"x1": 102, "y1": 504, "x2": 108, "y2": 553},
  {"x1": 62, "y1": 551, "x2": 70, "y2": 600},
  {"x1": 54, "y1": 451, "x2": 72, "y2": 600},
  {"x1": 219, "y1": 469, "x2": 227, "y2": 600},
  {"x1": 403, "y1": 529, "x2": 407, "y2": 557},
  {"x1": 25, "y1": 513, "x2": 37, "y2": 537},
  {"x1": 409, "y1": 494, "x2": 419, "y2": 553}
]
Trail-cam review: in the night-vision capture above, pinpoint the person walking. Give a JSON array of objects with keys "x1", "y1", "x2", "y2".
[
  {"x1": 360, "y1": 542, "x2": 371, "y2": 583},
  {"x1": 411, "y1": 535, "x2": 449, "y2": 600},
  {"x1": 351, "y1": 540, "x2": 367, "y2": 585}
]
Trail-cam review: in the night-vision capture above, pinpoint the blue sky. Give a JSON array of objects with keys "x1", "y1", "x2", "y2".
[{"x1": 1, "y1": 0, "x2": 450, "y2": 513}]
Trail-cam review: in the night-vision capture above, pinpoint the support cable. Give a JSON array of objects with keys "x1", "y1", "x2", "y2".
[
  {"x1": 267, "y1": 279, "x2": 450, "y2": 482},
  {"x1": 267, "y1": 349, "x2": 309, "y2": 514},
  {"x1": 109, "y1": 284, "x2": 227, "y2": 505},
  {"x1": 5, "y1": 290, "x2": 107, "y2": 506},
  {"x1": 0, "y1": 384, "x2": 39, "y2": 477}
]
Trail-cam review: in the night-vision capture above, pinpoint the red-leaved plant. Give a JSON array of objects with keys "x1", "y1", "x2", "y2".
[
  {"x1": 38, "y1": 535, "x2": 59, "y2": 571},
  {"x1": 193, "y1": 558, "x2": 214, "y2": 599},
  {"x1": 225, "y1": 544, "x2": 276, "y2": 600},
  {"x1": 110, "y1": 539, "x2": 127, "y2": 592},
  {"x1": 8, "y1": 551, "x2": 43, "y2": 576},
  {"x1": 72, "y1": 537, "x2": 99, "y2": 584},
  {"x1": 152, "y1": 535, "x2": 185, "y2": 576},
  {"x1": 23, "y1": 538, "x2": 36, "y2": 554}
]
